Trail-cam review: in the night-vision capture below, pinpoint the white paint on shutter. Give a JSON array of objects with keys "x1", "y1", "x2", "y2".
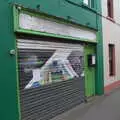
[{"x1": 17, "y1": 39, "x2": 84, "y2": 51}]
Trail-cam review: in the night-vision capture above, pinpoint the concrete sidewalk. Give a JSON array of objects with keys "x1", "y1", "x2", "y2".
[{"x1": 51, "y1": 88, "x2": 120, "y2": 120}]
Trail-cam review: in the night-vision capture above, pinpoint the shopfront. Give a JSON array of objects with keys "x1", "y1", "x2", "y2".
[
  {"x1": 17, "y1": 38, "x2": 85, "y2": 120},
  {"x1": 14, "y1": 6, "x2": 97, "y2": 120}
]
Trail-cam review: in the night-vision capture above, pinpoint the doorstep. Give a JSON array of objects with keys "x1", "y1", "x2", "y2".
[
  {"x1": 85, "y1": 95, "x2": 97, "y2": 103},
  {"x1": 51, "y1": 96, "x2": 98, "y2": 120}
]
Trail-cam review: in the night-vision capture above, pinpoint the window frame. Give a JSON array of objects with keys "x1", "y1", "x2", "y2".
[
  {"x1": 109, "y1": 44, "x2": 116, "y2": 76},
  {"x1": 107, "y1": 0, "x2": 114, "y2": 19}
]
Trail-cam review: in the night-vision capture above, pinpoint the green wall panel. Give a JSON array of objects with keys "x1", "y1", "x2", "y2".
[
  {"x1": 0, "y1": 1, "x2": 19, "y2": 120},
  {"x1": 84, "y1": 45, "x2": 96, "y2": 97},
  {"x1": 0, "y1": 0, "x2": 103, "y2": 120},
  {"x1": 95, "y1": 0, "x2": 104, "y2": 95}
]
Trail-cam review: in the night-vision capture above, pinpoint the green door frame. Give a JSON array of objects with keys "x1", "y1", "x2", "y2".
[{"x1": 84, "y1": 44, "x2": 96, "y2": 97}]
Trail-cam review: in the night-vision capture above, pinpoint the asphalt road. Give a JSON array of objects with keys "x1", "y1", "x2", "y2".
[{"x1": 52, "y1": 88, "x2": 120, "y2": 120}]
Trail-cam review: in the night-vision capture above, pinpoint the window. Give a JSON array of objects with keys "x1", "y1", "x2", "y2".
[
  {"x1": 83, "y1": 0, "x2": 94, "y2": 8},
  {"x1": 107, "y1": 0, "x2": 114, "y2": 18},
  {"x1": 109, "y1": 44, "x2": 115, "y2": 76},
  {"x1": 83, "y1": 0, "x2": 89, "y2": 5}
]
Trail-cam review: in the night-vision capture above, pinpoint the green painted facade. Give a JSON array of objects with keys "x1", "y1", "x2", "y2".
[
  {"x1": 0, "y1": 0, "x2": 104, "y2": 120},
  {"x1": 84, "y1": 44, "x2": 96, "y2": 97},
  {"x1": 0, "y1": 1, "x2": 19, "y2": 120},
  {"x1": 95, "y1": 0, "x2": 104, "y2": 95}
]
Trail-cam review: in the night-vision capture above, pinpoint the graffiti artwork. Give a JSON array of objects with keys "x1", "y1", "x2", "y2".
[{"x1": 18, "y1": 49, "x2": 83, "y2": 89}]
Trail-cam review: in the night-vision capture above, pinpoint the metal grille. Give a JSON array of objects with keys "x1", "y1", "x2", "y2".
[{"x1": 17, "y1": 39, "x2": 85, "y2": 120}]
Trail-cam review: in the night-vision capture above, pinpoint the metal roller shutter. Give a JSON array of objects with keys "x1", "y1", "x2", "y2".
[{"x1": 17, "y1": 39, "x2": 85, "y2": 120}]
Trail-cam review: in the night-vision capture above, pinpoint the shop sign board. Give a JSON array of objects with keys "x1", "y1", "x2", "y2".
[{"x1": 17, "y1": 12, "x2": 96, "y2": 42}]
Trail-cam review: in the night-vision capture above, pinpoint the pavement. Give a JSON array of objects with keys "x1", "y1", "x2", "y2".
[{"x1": 51, "y1": 88, "x2": 120, "y2": 120}]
